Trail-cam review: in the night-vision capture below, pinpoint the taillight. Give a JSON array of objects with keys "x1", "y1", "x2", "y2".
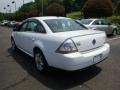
[{"x1": 56, "y1": 39, "x2": 78, "y2": 54}]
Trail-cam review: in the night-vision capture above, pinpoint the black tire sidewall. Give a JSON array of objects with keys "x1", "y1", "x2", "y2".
[
  {"x1": 34, "y1": 49, "x2": 48, "y2": 72},
  {"x1": 11, "y1": 38, "x2": 17, "y2": 51},
  {"x1": 112, "y1": 29, "x2": 117, "y2": 36}
]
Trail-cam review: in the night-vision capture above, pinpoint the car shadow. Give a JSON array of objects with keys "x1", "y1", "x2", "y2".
[{"x1": 8, "y1": 48, "x2": 102, "y2": 90}]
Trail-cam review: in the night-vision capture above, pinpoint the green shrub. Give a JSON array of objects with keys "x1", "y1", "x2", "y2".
[
  {"x1": 67, "y1": 11, "x2": 83, "y2": 19},
  {"x1": 107, "y1": 16, "x2": 120, "y2": 34},
  {"x1": 115, "y1": 2, "x2": 120, "y2": 15},
  {"x1": 46, "y1": 3, "x2": 65, "y2": 16},
  {"x1": 107, "y1": 16, "x2": 120, "y2": 24}
]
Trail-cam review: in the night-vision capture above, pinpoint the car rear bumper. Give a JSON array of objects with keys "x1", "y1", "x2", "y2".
[{"x1": 49, "y1": 43, "x2": 110, "y2": 71}]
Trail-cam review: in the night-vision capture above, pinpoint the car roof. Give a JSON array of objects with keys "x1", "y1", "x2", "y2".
[
  {"x1": 81, "y1": 18, "x2": 104, "y2": 21},
  {"x1": 29, "y1": 16, "x2": 71, "y2": 21}
]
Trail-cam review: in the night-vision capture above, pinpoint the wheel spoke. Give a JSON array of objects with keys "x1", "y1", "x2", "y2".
[{"x1": 35, "y1": 53, "x2": 44, "y2": 71}]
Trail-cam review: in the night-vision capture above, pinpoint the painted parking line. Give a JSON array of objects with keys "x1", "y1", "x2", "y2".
[{"x1": 107, "y1": 36, "x2": 120, "y2": 41}]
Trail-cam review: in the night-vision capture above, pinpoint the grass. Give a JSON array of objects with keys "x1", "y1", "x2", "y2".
[{"x1": 66, "y1": 11, "x2": 83, "y2": 19}]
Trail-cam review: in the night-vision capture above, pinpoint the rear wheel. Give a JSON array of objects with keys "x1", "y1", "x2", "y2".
[
  {"x1": 34, "y1": 49, "x2": 48, "y2": 72},
  {"x1": 112, "y1": 29, "x2": 117, "y2": 36}
]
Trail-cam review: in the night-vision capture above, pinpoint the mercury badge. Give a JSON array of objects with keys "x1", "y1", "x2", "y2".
[{"x1": 92, "y1": 39, "x2": 96, "y2": 45}]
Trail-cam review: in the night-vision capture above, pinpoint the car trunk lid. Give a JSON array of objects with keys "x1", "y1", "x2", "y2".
[{"x1": 71, "y1": 32, "x2": 106, "y2": 52}]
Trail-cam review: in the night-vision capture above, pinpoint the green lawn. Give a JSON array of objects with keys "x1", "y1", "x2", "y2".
[{"x1": 66, "y1": 11, "x2": 83, "y2": 19}]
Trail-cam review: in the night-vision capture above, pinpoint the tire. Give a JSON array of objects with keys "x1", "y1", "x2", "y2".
[
  {"x1": 11, "y1": 38, "x2": 17, "y2": 51},
  {"x1": 112, "y1": 29, "x2": 117, "y2": 36},
  {"x1": 34, "y1": 49, "x2": 48, "y2": 72}
]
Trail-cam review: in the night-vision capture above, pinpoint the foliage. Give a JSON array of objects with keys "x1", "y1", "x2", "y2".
[
  {"x1": 46, "y1": 3, "x2": 65, "y2": 16},
  {"x1": 107, "y1": 16, "x2": 120, "y2": 24},
  {"x1": 107, "y1": 16, "x2": 120, "y2": 34},
  {"x1": 111, "y1": 0, "x2": 120, "y2": 5},
  {"x1": 1, "y1": 0, "x2": 120, "y2": 21},
  {"x1": 0, "y1": 13, "x2": 4, "y2": 20},
  {"x1": 67, "y1": 11, "x2": 83, "y2": 19},
  {"x1": 35, "y1": 0, "x2": 48, "y2": 15},
  {"x1": 0, "y1": 0, "x2": 92, "y2": 20},
  {"x1": 82, "y1": 0, "x2": 114, "y2": 18},
  {"x1": 48, "y1": 0, "x2": 63, "y2": 4},
  {"x1": 115, "y1": 2, "x2": 120, "y2": 15},
  {"x1": 75, "y1": 0, "x2": 88, "y2": 9}
]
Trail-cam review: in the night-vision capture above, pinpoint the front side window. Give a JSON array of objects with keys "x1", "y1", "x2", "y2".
[
  {"x1": 20, "y1": 22, "x2": 28, "y2": 31},
  {"x1": 35, "y1": 24, "x2": 46, "y2": 33},
  {"x1": 44, "y1": 19, "x2": 87, "y2": 33},
  {"x1": 92, "y1": 20, "x2": 108, "y2": 25}
]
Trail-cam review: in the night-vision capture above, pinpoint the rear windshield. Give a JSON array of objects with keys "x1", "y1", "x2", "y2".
[
  {"x1": 80, "y1": 19, "x2": 93, "y2": 25},
  {"x1": 44, "y1": 19, "x2": 87, "y2": 33}
]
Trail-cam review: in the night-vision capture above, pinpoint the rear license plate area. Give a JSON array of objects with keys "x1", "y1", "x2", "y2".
[{"x1": 93, "y1": 54, "x2": 103, "y2": 63}]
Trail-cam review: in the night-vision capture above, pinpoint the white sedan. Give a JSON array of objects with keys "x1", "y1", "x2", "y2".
[{"x1": 11, "y1": 17, "x2": 110, "y2": 71}]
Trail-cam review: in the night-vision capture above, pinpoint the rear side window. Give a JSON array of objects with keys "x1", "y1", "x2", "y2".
[
  {"x1": 35, "y1": 24, "x2": 46, "y2": 33},
  {"x1": 92, "y1": 20, "x2": 102, "y2": 25},
  {"x1": 101, "y1": 20, "x2": 108, "y2": 25}
]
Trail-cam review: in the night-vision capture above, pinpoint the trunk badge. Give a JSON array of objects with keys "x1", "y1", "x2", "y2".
[{"x1": 92, "y1": 39, "x2": 96, "y2": 45}]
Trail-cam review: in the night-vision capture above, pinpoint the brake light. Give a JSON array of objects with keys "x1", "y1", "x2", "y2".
[{"x1": 56, "y1": 39, "x2": 78, "y2": 54}]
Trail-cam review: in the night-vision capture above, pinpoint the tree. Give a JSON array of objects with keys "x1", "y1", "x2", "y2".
[
  {"x1": 82, "y1": 0, "x2": 114, "y2": 18},
  {"x1": 111, "y1": 0, "x2": 120, "y2": 5},
  {"x1": 35, "y1": 0, "x2": 48, "y2": 15},
  {"x1": 63, "y1": 0, "x2": 75, "y2": 13},
  {"x1": 75, "y1": 0, "x2": 88, "y2": 9},
  {"x1": 115, "y1": 2, "x2": 120, "y2": 15},
  {"x1": 46, "y1": 3, "x2": 65, "y2": 16},
  {"x1": 15, "y1": 2, "x2": 38, "y2": 20},
  {"x1": 0, "y1": 13, "x2": 4, "y2": 20}
]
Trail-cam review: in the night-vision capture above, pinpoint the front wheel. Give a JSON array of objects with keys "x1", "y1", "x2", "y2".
[
  {"x1": 34, "y1": 49, "x2": 48, "y2": 72},
  {"x1": 11, "y1": 38, "x2": 17, "y2": 51}
]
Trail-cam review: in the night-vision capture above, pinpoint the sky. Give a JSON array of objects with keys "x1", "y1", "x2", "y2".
[{"x1": 0, "y1": 0, "x2": 34, "y2": 13}]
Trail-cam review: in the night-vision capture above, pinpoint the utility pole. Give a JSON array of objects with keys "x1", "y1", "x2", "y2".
[
  {"x1": 3, "y1": 7, "x2": 7, "y2": 20},
  {"x1": 12, "y1": 1, "x2": 17, "y2": 20},
  {"x1": 23, "y1": 0, "x2": 25, "y2": 18},
  {"x1": 7, "y1": 5, "x2": 11, "y2": 20},
  {"x1": 41, "y1": 0, "x2": 44, "y2": 16}
]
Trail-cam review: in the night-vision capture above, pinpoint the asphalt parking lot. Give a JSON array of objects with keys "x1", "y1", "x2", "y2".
[{"x1": 0, "y1": 26, "x2": 120, "y2": 90}]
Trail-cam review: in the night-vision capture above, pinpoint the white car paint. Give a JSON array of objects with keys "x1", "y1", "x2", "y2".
[{"x1": 11, "y1": 17, "x2": 110, "y2": 71}]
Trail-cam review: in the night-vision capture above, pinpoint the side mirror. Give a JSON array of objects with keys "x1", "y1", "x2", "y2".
[
  {"x1": 13, "y1": 24, "x2": 21, "y2": 31},
  {"x1": 13, "y1": 27, "x2": 19, "y2": 31}
]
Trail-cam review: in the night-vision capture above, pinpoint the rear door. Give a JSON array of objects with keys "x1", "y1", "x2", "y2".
[
  {"x1": 91, "y1": 20, "x2": 109, "y2": 34},
  {"x1": 19, "y1": 21, "x2": 38, "y2": 54},
  {"x1": 22, "y1": 20, "x2": 46, "y2": 55}
]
